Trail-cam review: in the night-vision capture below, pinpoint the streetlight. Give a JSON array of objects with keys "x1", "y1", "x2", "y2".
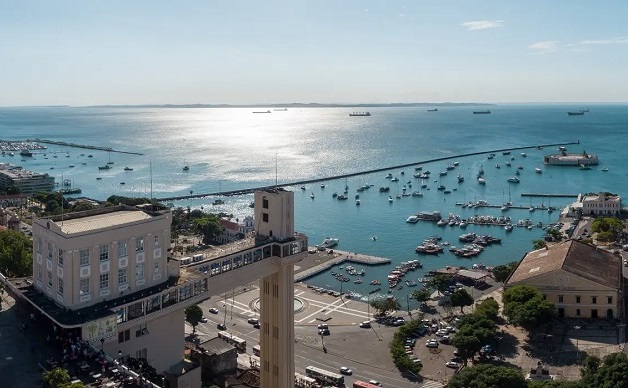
[
  {"x1": 118, "y1": 350, "x2": 123, "y2": 364},
  {"x1": 573, "y1": 325, "x2": 581, "y2": 363},
  {"x1": 100, "y1": 337, "x2": 105, "y2": 351},
  {"x1": 138, "y1": 361, "x2": 144, "y2": 387}
]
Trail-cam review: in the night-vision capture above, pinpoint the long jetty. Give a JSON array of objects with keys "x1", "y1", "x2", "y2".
[
  {"x1": 26, "y1": 139, "x2": 145, "y2": 155},
  {"x1": 155, "y1": 141, "x2": 580, "y2": 201},
  {"x1": 521, "y1": 193, "x2": 579, "y2": 198},
  {"x1": 294, "y1": 250, "x2": 391, "y2": 282}
]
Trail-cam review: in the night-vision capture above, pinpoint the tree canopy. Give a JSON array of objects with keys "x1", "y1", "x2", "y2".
[
  {"x1": 492, "y1": 262, "x2": 518, "y2": 283},
  {"x1": 185, "y1": 305, "x2": 204, "y2": 333},
  {"x1": 42, "y1": 367, "x2": 71, "y2": 387},
  {"x1": 192, "y1": 214, "x2": 223, "y2": 244},
  {"x1": 474, "y1": 298, "x2": 499, "y2": 320},
  {"x1": 581, "y1": 353, "x2": 628, "y2": 388},
  {"x1": 0, "y1": 229, "x2": 33, "y2": 277},
  {"x1": 370, "y1": 298, "x2": 400, "y2": 316},
  {"x1": 106, "y1": 195, "x2": 160, "y2": 207},
  {"x1": 532, "y1": 239, "x2": 547, "y2": 250},
  {"x1": 450, "y1": 288, "x2": 474, "y2": 313},
  {"x1": 503, "y1": 285, "x2": 555, "y2": 337},
  {"x1": 446, "y1": 364, "x2": 527, "y2": 388},
  {"x1": 427, "y1": 274, "x2": 453, "y2": 295},
  {"x1": 411, "y1": 289, "x2": 431, "y2": 304},
  {"x1": 452, "y1": 308, "x2": 498, "y2": 363}
]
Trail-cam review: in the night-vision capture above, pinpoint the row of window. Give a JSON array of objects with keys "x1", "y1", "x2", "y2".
[
  {"x1": 38, "y1": 236, "x2": 161, "y2": 265},
  {"x1": 583, "y1": 203, "x2": 619, "y2": 208},
  {"x1": 555, "y1": 295, "x2": 613, "y2": 304}
]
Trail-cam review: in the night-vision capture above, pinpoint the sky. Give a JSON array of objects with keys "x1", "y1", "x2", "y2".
[{"x1": 2, "y1": 0, "x2": 628, "y2": 105}]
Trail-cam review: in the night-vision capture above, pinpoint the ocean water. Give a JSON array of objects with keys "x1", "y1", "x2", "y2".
[{"x1": 1, "y1": 105, "x2": 626, "y2": 303}]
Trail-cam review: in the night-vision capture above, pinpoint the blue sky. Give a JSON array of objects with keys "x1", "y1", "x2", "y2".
[{"x1": 2, "y1": 0, "x2": 628, "y2": 105}]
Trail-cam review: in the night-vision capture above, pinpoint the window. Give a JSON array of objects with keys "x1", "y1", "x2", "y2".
[
  {"x1": 608, "y1": 296, "x2": 613, "y2": 304},
  {"x1": 99, "y1": 245, "x2": 109, "y2": 262},
  {"x1": 37, "y1": 238, "x2": 42, "y2": 254},
  {"x1": 262, "y1": 212, "x2": 269, "y2": 223},
  {"x1": 154, "y1": 260, "x2": 159, "y2": 273},
  {"x1": 99, "y1": 273, "x2": 109, "y2": 290},
  {"x1": 576, "y1": 296, "x2": 581, "y2": 303},
  {"x1": 58, "y1": 278, "x2": 64, "y2": 295},
  {"x1": 118, "y1": 268, "x2": 127, "y2": 285},
  {"x1": 118, "y1": 329, "x2": 130, "y2": 343},
  {"x1": 136, "y1": 263, "x2": 145, "y2": 280},
  {"x1": 58, "y1": 249, "x2": 64, "y2": 266},
  {"x1": 262, "y1": 198, "x2": 268, "y2": 209},
  {"x1": 80, "y1": 249, "x2": 90, "y2": 266},
  {"x1": 136, "y1": 323, "x2": 149, "y2": 337},
  {"x1": 136, "y1": 348, "x2": 147, "y2": 359},
  {"x1": 576, "y1": 309, "x2": 581, "y2": 316},
  {"x1": 47, "y1": 242, "x2": 53, "y2": 260},
  {"x1": 592, "y1": 296, "x2": 597, "y2": 304},
  {"x1": 128, "y1": 301, "x2": 145, "y2": 320},
  {"x1": 118, "y1": 240, "x2": 127, "y2": 258},
  {"x1": 37, "y1": 267, "x2": 42, "y2": 280},
  {"x1": 80, "y1": 278, "x2": 90, "y2": 295},
  {"x1": 154, "y1": 235, "x2": 159, "y2": 247},
  {"x1": 558, "y1": 295, "x2": 564, "y2": 303},
  {"x1": 135, "y1": 236, "x2": 144, "y2": 252},
  {"x1": 47, "y1": 271, "x2": 52, "y2": 287}
]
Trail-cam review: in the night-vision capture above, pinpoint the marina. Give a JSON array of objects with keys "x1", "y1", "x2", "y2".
[{"x1": 293, "y1": 250, "x2": 391, "y2": 282}]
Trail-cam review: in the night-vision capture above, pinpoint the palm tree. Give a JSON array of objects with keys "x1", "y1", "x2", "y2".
[{"x1": 42, "y1": 367, "x2": 70, "y2": 387}]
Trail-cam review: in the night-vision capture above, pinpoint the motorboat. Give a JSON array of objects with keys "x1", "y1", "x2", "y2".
[
  {"x1": 388, "y1": 196, "x2": 394, "y2": 203},
  {"x1": 124, "y1": 167, "x2": 133, "y2": 171},
  {"x1": 355, "y1": 199, "x2": 360, "y2": 206},
  {"x1": 507, "y1": 177, "x2": 520, "y2": 183},
  {"x1": 98, "y1": 165, "x2": 111, "y2": 170},
  {"x1": 406, "y1": 215, "x2": 419, "y2": 223},
  {"x1": 318, "y1": 238, "x2": 339, "y2": 250},
  {"x1": 310, "y1": 193, "x2": 315, "y2": 199},
  {"x1": 505, "y1": 224, "x2": 513, "y2": 232},
  {"x1": 521, "y1": 153, "x2": 527, "y2": 157},
  {"x1": 535, "y1": 168, "x2": 542, "y2": 174},
  {"x1": 478, "y1": 178, "x2": 486, "y2": 185}
]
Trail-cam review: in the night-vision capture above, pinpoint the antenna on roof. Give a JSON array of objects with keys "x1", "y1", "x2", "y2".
[
  {"x1": 275, "y1": 152, "x2": 278, "y2": 187},
  {"x1": 150, "y1": 161, "x2": 153, "y2": 202},
  {"x1": 60, "y1": 172, "x2": 64, "y2": 225}
]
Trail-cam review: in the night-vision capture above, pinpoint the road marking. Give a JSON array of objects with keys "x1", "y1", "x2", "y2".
[{"x1": 295, "y1": 298, "x2": 344, "y2": 323}]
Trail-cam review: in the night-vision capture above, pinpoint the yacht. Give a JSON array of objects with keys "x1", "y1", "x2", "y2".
[
  {"x1": 355, "y1": 199, "x2": 360, "y2": 206},
  {"x1": 478, "y1": 178, "x2": 486, "y2": 185},
  {"x1": 535, "y1": 168, "x2": 542, "y2": 174},
  {"x1": 98, "y1": 165, "x2": 111, "y2": 170},
  {"x1": 310, "y1": 193, "x2": 315, "y2": 199},
  {"x1": 529, "y1": 207, "x2": 535, "y2": 212},
  {"x1": 124, "y1": 167, "x2": 134, "y2": 171},
  {"x1": 505, "y1": 224, "x2": 513, "y2": 232},
  {"x1": 507, "y1": 176, "x2": 520, "y2": 183},
  {"x1": 406, "y1": 215, "x2": 419, "y2": 223},
  {"x1": 318, "y1": 238, "x2": 339, "y2": 250},
  {"x1": 521, "y1": 152, "x2": 527, "y2": 157},
  {"x1": 388, "y1": 196, "x2": 394, "y2": 203}
]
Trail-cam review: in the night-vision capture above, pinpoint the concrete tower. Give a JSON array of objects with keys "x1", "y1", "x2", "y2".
[{"x1": 254, "y1": 188, "x2": 296, "y2": 388}]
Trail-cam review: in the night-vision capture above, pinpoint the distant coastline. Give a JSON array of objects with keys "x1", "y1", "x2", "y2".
[{"x1": 81, "y1": 102, "x2": 495, "y2": 109}]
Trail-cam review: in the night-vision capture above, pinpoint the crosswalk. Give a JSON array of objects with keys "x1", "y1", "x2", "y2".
[{"x1": 422, "y1": 380, "x2": 444, "y2": 388}]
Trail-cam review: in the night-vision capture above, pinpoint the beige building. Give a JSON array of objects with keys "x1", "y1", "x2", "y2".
[
  {"x1": 9, "y1": 188, "x2": 308, "y2": 388},
  {"x1": 505, "y1": 239, "x2": 623, "y2": 320},
  {"x1": 571, "y1": 192, "x2": 622, "y2": 216}
]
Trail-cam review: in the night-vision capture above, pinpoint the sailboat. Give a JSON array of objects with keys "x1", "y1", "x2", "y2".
[
  {"x1": 106, "y1": 151, "x2": 114, "y2": 165},
  {"x1": 183, "y1": 161, "x2": 190, "y2": 171}
]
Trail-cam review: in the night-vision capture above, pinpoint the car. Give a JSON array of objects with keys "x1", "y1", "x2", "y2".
[
  {"x1": 248, "y1": 318, "x2": 259, "y2": 325},
  {"x1": 368, "y1": 381, "x2": 383, "y2": 387},
  {"x1": 624, "y1": 260, "x2": 628, "y2": 267},
  {"x1": 451, "y1": 356, "x2": 463, "y2": 363},
  {"x1": 426, "y1": 340, "x2": 439, "y2": 348},
  {"x1": 200, "y1": 317, "x2": 208, "y2": 323},
  {"x1": 339, "y1": 367, "x2": 353, "y2": 375},
  {"x1": 253, "y1": 323, "x2": 260, "y2": 329},
  {"x1": 446, "y1": 361, "x2": 461, "y2": 368},
  {"x1": 440, "y1": 335, "x2": 452, "y2": 344},
  {"x1": 359, "y1": 321, "x2": 372, "y2": 328},
  {"x1": 318, "y1": 329, "x2": 330, "y2": 336},
  {"x1": 317, "y1": 323, "x2": 329, "y2": 330},
  {"x1": 453, "y1": 349, "x2": 462, "y2": 357},
  {"x1": 435, "y1": 329, "x2": 447, "y2": 337},
  {"x1": 208, "y1": 307, "x2": 219, "y2": 314},
  {"x1": 217, "y1": 323, "x2": 227, "y2": 330}
]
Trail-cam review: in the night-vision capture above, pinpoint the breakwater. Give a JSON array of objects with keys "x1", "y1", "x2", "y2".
[
  {"x1": 520, "y1": 193, "x2": 579, "y2": 198},
  {"x1": 156, "y1": 141, "x2": 581, "y2": 201},
  {"x1": 26, "y1": 139, "x2": 145, "y2": 155}
]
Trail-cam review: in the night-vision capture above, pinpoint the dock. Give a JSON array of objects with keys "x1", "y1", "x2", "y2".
[
  {"x1": 521, "y1": 193, "x2": 579, "y2": 198},
  {"x1": 294, "y1": 249, "x2": 391, "y2": 282},
  {"x1": 25, "y1": 139, "x2": 145, "y2": 155},
  {"x1": 154, "y1": 140, "x2": 581, "y2": 201}
]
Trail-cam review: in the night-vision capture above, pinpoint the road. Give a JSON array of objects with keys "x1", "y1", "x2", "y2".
[{"x1": 193, "y1": 297, "x2": 443, "y2": 388}]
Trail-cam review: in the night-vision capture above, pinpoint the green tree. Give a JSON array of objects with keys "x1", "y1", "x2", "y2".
[
  {"x1": 492, "y1": 262, "x2": 518, "y2": 283},
  {"x1": 452, "y1": 311, "x2": 497, "y2": 364},
  {"x1": 42, "y1": 367, "x2": 71, "y2": 387},
  {"x1": 581, "y1": 352, "x2": 628, "y2": 387},
  {"x1": 532, "y1": 239, "x2": 547, "y2": 250},
  {"x1": 527, "y1": 380, "x2": 581, "y2": 388},
  {"x1": 452, "y1": 334, "x2": 481, "y2": 364},
  {"x1": 450, "y1": 288, "x2": 474, "y2": 313},
  {"x1": 72, "y1": 201, "x2": 96, "y2": 212},
  {"x1": 192, "y1": 215, "x2": 223, "y2": 244},
  {"x1": 185, "y1": 305, "x2": 204, "y2": 334},
  {"x1": 411, "y1": 289, "x2": 431, "y2": 305},
  {"x1": 446, "y1": 364, "x2": 527, "y2": 388},
  {"x1": 370, "y1": 298, "x2": 400, "y2": 316},
  {"x1": 0, "y1": 229, "x2": 33, "y2": 277},
  {"x1": 503, "y1": 285, "x2": 555, "y2": 338},
  {"x1": 474, "y1": 298, "x2": 499, "y2": 320},
  {"x1": 427, "y1": 274, "x2": 453, "y2": 295}
]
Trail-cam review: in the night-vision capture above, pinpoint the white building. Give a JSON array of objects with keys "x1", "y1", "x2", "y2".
[
  {"x1": 8, "y1": 189, "x2": 308, "y2": 388},
  {"x1": 573, "y1": 192, "x2": 622, "y2": 216},
  {"x1": 0, "y1": 163, "x2": 55, "y2": 194}
]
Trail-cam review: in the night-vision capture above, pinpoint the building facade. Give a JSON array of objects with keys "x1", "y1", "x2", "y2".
[
  {"x1": 505, "y1": 239, "x2": 623, "y2": 320},
  {"x1": 0, "y1": 163, "x2": 55, "y2": 194},
  {"x1": 580, "y1": 192, "x2": 622, "y2": 215}
]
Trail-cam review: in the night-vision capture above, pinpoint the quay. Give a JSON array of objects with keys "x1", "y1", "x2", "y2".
[
  {"x1": 156, "y1": 140, "x2": 581, "y2": 201},
  {"x1": 25, "y1": 138, "x2": 145, "y2": 155},
  {"x1": 521, "y1": 193, "x2": 579, "y2": 198},
  {"x1": 293, "y1": 249, "x2": 391, "y2": 282}
]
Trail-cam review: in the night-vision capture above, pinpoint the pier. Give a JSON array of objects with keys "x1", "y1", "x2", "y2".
[
  {"x1": 155, "y1": 140, "x2": 581, "y2": 201},
  {"x1": 294, "y1": 249, "x2": 391, "y2": 282},
  {"x1": 521, "y1": 193, "x2": 579, "y2": 198},
  {"x1": 25, "y1": 139, "x2": 145, "y2": 155}
]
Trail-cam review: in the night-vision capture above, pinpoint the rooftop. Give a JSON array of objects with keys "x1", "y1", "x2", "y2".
[
  {"x1": 506, "y1": 239, "x2": 622, "y2": 289},
  {"x1": 56, "y1": 210, "x2": 153, "y2": 234},
  {"x1": 199, "y1": 336, "x2": 237, "y2": 355}
]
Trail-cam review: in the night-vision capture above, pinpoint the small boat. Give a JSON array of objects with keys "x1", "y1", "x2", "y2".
[
  {"x1": 406, "y1": 215, "x2": 419, "y2": 223},
  {"x1": 120, "y1": 182, "x2": 125, "y2": 185},
  {"x1": 68, "y1": 165, "x2": 75, "y2": 168},
  {"x1": 19, "y1": 149, "x2": 33, "y2": 157},
  {"x1": 332, "y1": 192, "x2": 338, "y2": 198},
  {"x1": 473, "y1": 110, "x2": 491, "y2": 114},
  {"x1": 427, "y1": 108, "x2": 438, "y2": 112},
  {"x1": 505, "y1": 224, "x2": 513, "y2": 232},
  {"x1": 507, "y1": 176, "x2": 520, "y2": 183},
  {"x1": 601, "y1": 168, "x2": 609, "y2": 172},
  {"x1": 88, "y1": 155, "x2": 93, "y2": 158},
  {"x1": 321, "y1": 184, "x2": 325, "y2": 188},
  {"x1": 478, "y1": 178, "x2": 486, "y2": 185},
  {"x1": 505, "y1": 162, "x2": 512, "y2": 167},
  {"x1": 443, "y1": 190, "x2": 451, "y2": 194},
  {"x1": 579, "y1": 164, "x2": 591, "y2": 170},
  {"x1": 517, "y1": 166, "x2": 524, "y2": 170},
  {"x1": 535, "y1": 168, "x2": 542, "y2": 174},
  {"x1": 529, "y1": 207, "x2": 535, "y2": 212},
  {"x1": 50, "y1": 167, "x2": 54, "y2": 169},
  {"x1": 310, "y1": 193, "x2": 315, "y2": 199},
  {"x1": 388, "y1": 196, "x2": 394, "y2": 203},
  {"x1": 414, "y1": 166, "x2": 423, "y2": 171},
  {"x1": 182, "y1": 166, "x2": 190, "y2": 171},
  {"x1": 521, "y1": 153, "x2": 527, "y2": 157},
  {"x1": 503, "y1": 151, "x2": 511, "y2": 155},
  {"x1": 253, "y1": 110, "x2": 272, "y2": 113},
  {"x1": 457, "y1": 174, "x2": 464, "y2": 183},
  {"x1": 212, "y1": 199, "x2": 225, "y2": 206},
  {"x1": 495, "y1": 164, "x2": 500, "y2": 169},
  {"x1": 124, "y1": 167, "x2": 134, "y2": 171},
  {"x1": 98, "y1": 165, "x2": 111, "y2": 170},
  {"x1": 453, "y1": 161, "x2": 459, "y2": 166},
  {"x1": 81, "y1": 162, "x2": 87, "y2": 165},
  {"x1": 300, "y1": 186, "x2": 306, "y2": 190},
  {"x1": 349, "y1": 112, "x2": 371, "y2": 116},
  {"x1": 96, "y1": 177, "x2": 102, "y2": 180},
  {"x1": 567, "y1": 111, "x2": 584, "y2": 116},
  {"x1": 355, "y1": 200, "x2": 360, "y2": 206}
]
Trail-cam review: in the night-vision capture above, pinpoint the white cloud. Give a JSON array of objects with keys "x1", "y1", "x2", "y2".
[
  {"x1": 528, "y1": 40, "x2": 559, "y2": 54},
  {"x1": 579, "y1": 36, "x2": 628, "y2": 45},
  {"x1": 461, "y1": 20, "x2": 505, "y2": 31}
]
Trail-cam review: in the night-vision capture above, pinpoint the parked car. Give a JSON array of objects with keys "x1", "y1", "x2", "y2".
[
  {"x1": 200, "y1": 317, "x2": 208, "y2": 323},
  {"x1": 359, "y1": 321, "x2": 372, "y2": 328},
  {"x1": 426, "y1": 340, "x2": 439, "y2": 348},
  {"x1": 253, "y1": 323, "x2": 260, "y2": 329},
  {"x1": 339, "y1": 367, "x2": 352, "y2": 375},
  {"x1": 248, "y1": 318, "x2": 259, "y2": 325},
  {"x1": 445, "y1": 361, "x2": 461, "y2": 368},
  {"x1": 317, "y1": 323, "x2": 329, "y2": 330},
  {"x1": 318, "y1": 328, "x2": 330, "y2": 336},
  {"x1": 217, "y1": 323, "x2": 227, "y2": 330},
  {"x1": 368, "y1": 381, "x2": 383, "y2": 387},
  {"x1": 208, "y1": 307, "x2": 219, "y2": 314}
]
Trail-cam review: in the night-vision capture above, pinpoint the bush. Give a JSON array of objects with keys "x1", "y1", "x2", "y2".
[{"x1": 389, "y1": 318, "x2": 422, "y2": 375}]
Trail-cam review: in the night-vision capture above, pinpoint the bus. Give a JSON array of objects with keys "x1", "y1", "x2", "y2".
[
  {"x1": 253, "y1": 344, "x2": 260, "y2": 357},
  {"x1": 192, "y1": 253, "x2": 204, "y2": 262},
  {"x1": 353, "y1": 381, "x2": 381, "y2": 388},
  {"x1": 305, "y1": 366, "x2": 344, "y2": 386},
  {"x1": 294, "y1": 372, "x2": 317, "y2": 388},
  {"x1": 217, "y1": 331, "x2": 246, "y2": 352},
  {"x1": 179, "y1": 256, "x2": 192, "y2": 266}
]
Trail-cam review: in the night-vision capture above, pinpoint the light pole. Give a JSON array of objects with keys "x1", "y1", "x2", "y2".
[
  {"x1": 118, "y1": 350, "x2": 123, "y2": 364},
  {"x1": 100, "y1": 337, "x2": 105, "y2": 351},
  {"x1": 138, "y1": 361, "x2": 143, "y2": 387},
  {"x1": 573, "y1": 325, "x2": 581, "y2": 363}
]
